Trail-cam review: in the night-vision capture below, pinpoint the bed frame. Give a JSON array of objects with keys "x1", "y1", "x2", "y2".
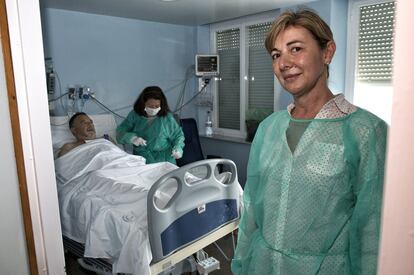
[
  {"x1": 63, "y1": 221, "x2": 238, "y2": 275},
  {"x1": 62, "y1": 158, "x2": 241, "y2": 275},
  {"x1": 149, "y1": 221, "x2": 238, "y2": 274},
  {"x1": 148, "y1": 158, "x2": 240, "y2": 274}
]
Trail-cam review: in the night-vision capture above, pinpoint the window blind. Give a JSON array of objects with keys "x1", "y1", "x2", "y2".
[
  {"x1": 357, "y1": 1, "x2": 395, "y2": 82},
  {"x1": 247, "y1": 22, "x2": 274, "y2": 113},
  {"x1": 217, "y1": 28, "x2": 240, "y2": 130}
]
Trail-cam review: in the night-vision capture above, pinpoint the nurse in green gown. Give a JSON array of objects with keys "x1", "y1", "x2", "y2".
[
  {"x1": 116, "y1": 86, "x2": 184, "y2": 164},
  {"x1": 231, "y1": 9, "x2": 387, "y2": 275}
]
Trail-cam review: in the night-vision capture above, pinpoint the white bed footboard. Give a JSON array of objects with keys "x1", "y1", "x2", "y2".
[{"x1": 147, "y1": 159, "x2": 241, "y2": 267}]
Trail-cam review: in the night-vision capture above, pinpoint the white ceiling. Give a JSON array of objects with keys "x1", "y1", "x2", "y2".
[{"x1": 40, "y1": 0, "x2": 316, "y2": 26}]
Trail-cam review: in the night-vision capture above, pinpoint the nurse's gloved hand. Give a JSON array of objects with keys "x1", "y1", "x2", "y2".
[
  {"x1": 131, "y1": 136, "x2": 147, "y2": 146},
  {"x1": 171, "y1": 150, "x2": 182, "y2": 159}
]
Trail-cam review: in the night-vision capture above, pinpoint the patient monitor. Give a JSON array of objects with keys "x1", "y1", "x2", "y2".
[{"x1": 195, "y1": 54, "x2": 219, "y2": 77}]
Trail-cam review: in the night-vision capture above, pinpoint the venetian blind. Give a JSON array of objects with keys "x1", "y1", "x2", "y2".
[
  {"x1": 217, "y1": 28, "x2": 240, "y2": 130},
  {"x1": 357, "y1": 1, "x2": 395, "y2": 81},
  {"x1": 247, "y1": 22, "x2": 274, "y2": 113}
]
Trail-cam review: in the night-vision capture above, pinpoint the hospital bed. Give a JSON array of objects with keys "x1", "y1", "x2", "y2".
[{"x1": 50, "y1": 114, "x2": 241, "y2": 275}]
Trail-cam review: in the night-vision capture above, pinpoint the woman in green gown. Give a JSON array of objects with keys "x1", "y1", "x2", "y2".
[
  {"x1": 231, "y1": 9, "x2": 387, "y2": 275},
  {"x1": 116, "y1": 86, "x2": 184, "y2": 164}
]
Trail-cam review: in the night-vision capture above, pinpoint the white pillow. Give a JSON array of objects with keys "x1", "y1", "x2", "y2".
[
  {"x1": 49, "y1": 116, "x2": 75, "y2": 157},
  {"x1": 90, "y1": 114, "x2": 117, "y2": 141}
]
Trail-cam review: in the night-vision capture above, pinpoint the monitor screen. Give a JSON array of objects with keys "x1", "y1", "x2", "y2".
[{"x1": 195, "y1": 55, "x2": 219, "y2": 77}]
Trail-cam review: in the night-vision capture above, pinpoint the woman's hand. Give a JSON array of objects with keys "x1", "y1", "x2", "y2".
[
  {"x1": 130, "y1": 136, "x2": 147, "y2": 146},
  {"x1": 171, "y1": 150, "x2": 182, "y2": 159}
]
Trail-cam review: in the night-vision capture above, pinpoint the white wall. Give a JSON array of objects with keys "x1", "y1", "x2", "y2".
[
  {"x1": 378, "y1": 0, "x2": 414, "y2": 273},
  {"x1": 0, "y1": 33, "x2": 30, "y2": 275},
  {"x1": 41, "y1": 8, "x2": 198, "y2": 120}
]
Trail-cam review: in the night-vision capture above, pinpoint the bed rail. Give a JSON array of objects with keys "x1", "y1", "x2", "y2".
[{"x1": 147, "y1": 158, "x2": 241, "y2": 265}]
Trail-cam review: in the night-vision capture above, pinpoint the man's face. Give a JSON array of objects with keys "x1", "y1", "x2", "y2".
[{"x1": 71, "y1": 115, "x2": 96, "y2": 140}]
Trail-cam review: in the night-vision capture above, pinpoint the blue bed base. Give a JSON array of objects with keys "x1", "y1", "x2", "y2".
[{"x1": 161, "y1": 198, "x2": 238, "y2": 256}]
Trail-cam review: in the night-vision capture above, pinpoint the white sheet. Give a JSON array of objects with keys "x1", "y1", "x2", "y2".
[{"x1": 55, "y1": 139, "x2": 178, "y2": 275}]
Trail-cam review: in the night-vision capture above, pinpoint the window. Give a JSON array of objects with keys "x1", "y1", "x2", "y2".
[
  {"x1": 216, "y1": 28, "x2": 240, "y2": 130},
  {"x1": 247, "y1": 23, "x2": 274, "y2": 117},
  {"x1": 357, "y1": 1, "x2": 395, "y2": 81},
  {"x1": 211, "y1": 14, "x2": 277, "y2": 138},
  {"x1": 346, "y1": 0, "x2": 395, "y2": 123}
]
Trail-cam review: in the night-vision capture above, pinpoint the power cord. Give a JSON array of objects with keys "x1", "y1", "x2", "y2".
[
  {"x1": 174, "y1": 65, "x2": 195, "y2": 119},
  {"x1": 174, "y1": 78, "x2": 210, "y2": 113},
  {"x1": 90, "y1": 97, "x2": 126, "y2": 119},
  {"x1": 48, "y1": 91, "x2": 69, "y2": 102}
]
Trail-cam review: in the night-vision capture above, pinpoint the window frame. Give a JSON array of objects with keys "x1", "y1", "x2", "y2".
[
  {"x1": 210, "y1": 10, "x2": 279, "y2": 139},
  {"x1": 345, "y1": 0, "x2": 395, "y2": 102}
]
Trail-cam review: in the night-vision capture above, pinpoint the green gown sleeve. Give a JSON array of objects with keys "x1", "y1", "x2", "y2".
[
  {"x1": 116, "y1": 111, "x2": 139, "y2": 145},
  {"x1": 168, "y1": 114, "x2": 185, "y2": 156},
  {"x1": 346, "y1": 117, "x2": 388, "y2": 274}
]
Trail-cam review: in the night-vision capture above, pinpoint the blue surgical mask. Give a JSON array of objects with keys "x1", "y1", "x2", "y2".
[{"x1": 145, "y1": 107, "x2": 161, "y2": 117}]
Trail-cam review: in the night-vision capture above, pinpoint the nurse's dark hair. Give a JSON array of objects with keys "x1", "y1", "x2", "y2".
[
  {"x1": 265, "y1": 8, "x2": 333, "y2": 75},
  {"x1": 133, "y1": 86, "x2": 170, "y2": 117},
  {"x1": 69, "y1": 112, "x2": 88, "y2": 128}
]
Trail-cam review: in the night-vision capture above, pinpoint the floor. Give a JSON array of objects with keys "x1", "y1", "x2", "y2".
[{"x1": 65, "y1": 232, "x2": 235, "y2": 275}]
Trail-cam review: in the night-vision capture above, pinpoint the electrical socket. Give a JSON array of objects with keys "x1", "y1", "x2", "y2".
[
  {"x1": 68, "y1": 87, "x2": 76, "y2": 100},
  {"x1": 78, "y1": 87, "x2": 84, "y2": 98}
]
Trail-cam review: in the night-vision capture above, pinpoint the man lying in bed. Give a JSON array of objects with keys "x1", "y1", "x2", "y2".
[
  {"x1": 58, "y1": 112, "x2": 113, "y2": 157},
  {"x1": 54, "y1": 112, "x2": 242, "y2": 275},
  {"x1": 54, "y1": 112, "x2": 181, "y2": 275}
]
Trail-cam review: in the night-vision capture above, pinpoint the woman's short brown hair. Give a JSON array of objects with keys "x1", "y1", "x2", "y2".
[
  {"x1": 133, "y1": 86, "x2": 170, "y2": 117},
  {"x1": 265, "y1": 9, "x2": 333, "y2": 54}
]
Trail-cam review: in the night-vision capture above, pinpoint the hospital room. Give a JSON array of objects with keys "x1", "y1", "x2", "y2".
[{"x1": 3, "y1": 0, "x2": 414, "y2": 274}]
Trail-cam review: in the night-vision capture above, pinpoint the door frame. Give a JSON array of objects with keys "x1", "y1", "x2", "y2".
[{"x1": 2, "y1": 0, "x2": 65, "y2": 274}]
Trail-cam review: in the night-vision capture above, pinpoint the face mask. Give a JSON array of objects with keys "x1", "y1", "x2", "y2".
[{"x1": 145, "y1": 107, "x2": 161, "y2": 117}]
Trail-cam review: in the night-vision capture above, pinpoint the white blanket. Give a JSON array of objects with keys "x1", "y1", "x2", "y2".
[{"x1": 55, "y1": 139, "x2": 178, "y2": 275}]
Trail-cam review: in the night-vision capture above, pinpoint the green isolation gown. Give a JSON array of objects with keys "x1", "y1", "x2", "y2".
[
  {"x1": 116, "y1": 111, "x2": 184, "y2": 164},
  {"x1": 232, "y1": 107, "x2": 387, "y2": 275}
]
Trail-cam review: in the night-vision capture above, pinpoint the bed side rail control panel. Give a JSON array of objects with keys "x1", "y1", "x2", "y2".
[{"x1": 147, "y1": 158, "x2": 241, "y2": 264}]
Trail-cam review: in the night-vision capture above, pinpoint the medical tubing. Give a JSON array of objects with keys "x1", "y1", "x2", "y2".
[
  {"x1": 213, "y1": 241, "x2": 231, "y2": 261},
  {"x1": 231, "y1": 231, "x2": 236, "y2": 252},
  {"x1": 173, "y1": 80, "x2": 209, "y2": 113},
  {"x1": 174, "y1": 76, "x2": 187, "y2": 111},
  {"x1": 68, "y1": 97, "x2": 77, "y2": 114},
  {"x1": 48, "y1": 91, "x2": 69, "y2": 102},
  {"x1": 108, "y1": 105, "x2": 132, "y2": 112},
  {"x1": 54, "y1": 71, "x2": 65, "y2": 111},
  {"x1": 175, "y1": 78, "x2": 187, "y2": 118},
  {"x1": 174, "y1": 65, "x2": 195, "y2": 117},
  {"x1": 91, "y1": 97, "x2": 126, "y2": 119}
]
